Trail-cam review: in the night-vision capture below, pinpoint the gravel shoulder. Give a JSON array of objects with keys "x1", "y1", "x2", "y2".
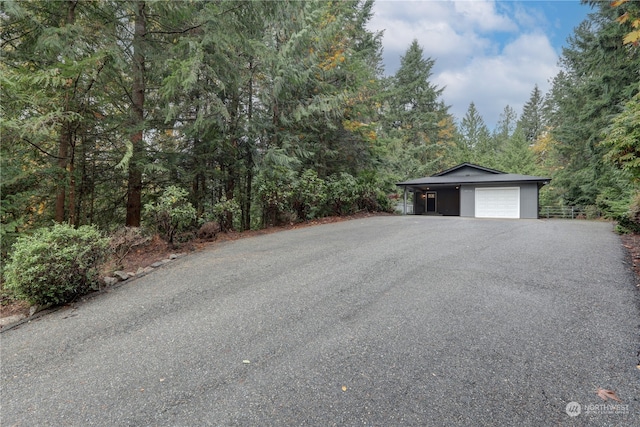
[{"x1": 1, "y1": 217, "x2": 639, "y2": 426}]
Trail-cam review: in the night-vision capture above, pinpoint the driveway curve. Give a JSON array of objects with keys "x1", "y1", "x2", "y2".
[{"x1": 2, "y1": 217, "x2": 639, "y2": 426}]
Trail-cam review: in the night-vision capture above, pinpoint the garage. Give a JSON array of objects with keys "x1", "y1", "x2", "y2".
[
  {"x1": 396, "y1": 163, "x2": 550, "y2": 219},
  {"x1": 475, "y1": 187, "x2": 520, "y2": 218}
]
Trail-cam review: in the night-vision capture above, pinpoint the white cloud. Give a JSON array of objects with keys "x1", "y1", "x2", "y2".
[
  {"x1": 453, "y1": 0, "x2": 517, "y2": 32},
  {"x1": 435, "y1": 33, "x2": 559, "y2": 127},
  {"x1": 368, "y1": 0, "x2": 563, "y2": 129}
]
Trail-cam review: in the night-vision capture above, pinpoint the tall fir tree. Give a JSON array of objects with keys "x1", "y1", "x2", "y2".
[
  {"x1": 518, "y1": 85, "x2": 545, "y2": 144},
  {"x1": 546, "y1": 0, "x2": 640, "y2": 209},
  {"x1": 382, "y1": 39, "x2": 452, "y2": 177},
  {"x1": 455, "y1": 102, "x2": 491, "y2": 164}
]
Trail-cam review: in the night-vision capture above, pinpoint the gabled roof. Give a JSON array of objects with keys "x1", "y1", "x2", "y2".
[
  {"x1": 433, "y1": 162, "x2": 503, "y2": 176},
  {"x1": 397, "y1": 163, "x2": 550, "y2": 188}
]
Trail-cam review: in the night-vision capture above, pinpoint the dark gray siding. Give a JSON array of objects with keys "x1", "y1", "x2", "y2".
[
  {"x1": 413, "y1": 192, "x2": 425, "y2": 215},
  {"x1": 437, "y1": 188, "x2": 460, "y2": 215},
  {"x1": 460, "y1": 183, "x2": 540, "y2": 218},
  {"x1": 460, "y1": 185, "x2": 475, "y2": 217},
  {"x1": 519, "y1": 183, "x2": 539, "y2": 219}
]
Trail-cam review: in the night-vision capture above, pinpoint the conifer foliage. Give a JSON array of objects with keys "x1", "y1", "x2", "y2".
[{"x1": 2, "y1": 0, "x2": 640, "y2": 278}]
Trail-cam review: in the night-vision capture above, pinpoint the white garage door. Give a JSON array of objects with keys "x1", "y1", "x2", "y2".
[{"x1": 475, "y1": 187, "x2": 520, "y2": 218}]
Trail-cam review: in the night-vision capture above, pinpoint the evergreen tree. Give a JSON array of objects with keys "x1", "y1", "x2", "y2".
[
  {"x1": 382, "y1": 39, "x2": 452, "y2": 177},
  {"x1": 518, "y1": 85, "x2": 545, "y2": 144},
  {"x1": 546, "y1": 0, "x2": 640, "y2": 209},
  {"x1": 455, "y1": 102, "x2": 491, "y2": 164}
]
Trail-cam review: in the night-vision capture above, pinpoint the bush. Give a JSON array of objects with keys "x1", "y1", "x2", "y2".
[
  {"x1": 584, "y1": 205, "x2": 601, "y2": 220},
  {"x1": 326, "y1": 173, "x2": 359, "y2": 215},
  {"x1": 292, "y1": 169, "x2": 327, "y2": 221},
  {"x1": 256, "y1": 166, "x2": 295, "y2": 227},
  {"x1": 615, "y1": 190, "x2": 640, "y2": 234},
  {"x1": 355, "y1": 171, "x2": 394, "y2": 213},
  {"x1": 3, "y1": 223, "x2": 109, "y2": 306},
  {"x1": 145, "y1": 186, "x2": 197, "y2": 245},
  {"x1": 212, "y1": 196, "x2": 241, "y2": 232},
  {"x1": 630, "y1": 190, "x2": 640, "y2": 226}
]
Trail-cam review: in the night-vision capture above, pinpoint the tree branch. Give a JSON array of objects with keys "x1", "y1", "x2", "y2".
[{"x1": 23, "y1": 138, "x2": 67, "y2": 160}]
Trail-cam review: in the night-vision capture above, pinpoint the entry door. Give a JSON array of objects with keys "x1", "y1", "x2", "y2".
[{"x1": 426, "y1": 192, "x2": 437, "y2": 213}]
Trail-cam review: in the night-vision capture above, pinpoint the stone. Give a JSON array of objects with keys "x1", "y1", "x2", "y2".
[
  {"x1": 29, "y1": 304, "x2": 50, "y2": 316},
  {"x1": 113, "y1": 271, "x2": 129, "y2": 281},
  {"x1": 103, "y1": 277, "x2": 118, "y2": 286},
  {"x1": 150, "y1": 261, "x2": 163, "y2": 268},
  {"x1": 29, "y1": 305, "x2": 40, "y2": 317},
  {"x1": 0, "y1": 314, "x2": 26, "y2": 327}
]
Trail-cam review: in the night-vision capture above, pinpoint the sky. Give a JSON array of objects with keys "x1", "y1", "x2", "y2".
[{"x1": 367, "y1": 0, "x2": 593, "y2": 129}]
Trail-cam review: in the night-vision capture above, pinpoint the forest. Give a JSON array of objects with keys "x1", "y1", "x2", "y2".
[{"x1": 1, "y1": 0, "x2": 639, "y2": 269}]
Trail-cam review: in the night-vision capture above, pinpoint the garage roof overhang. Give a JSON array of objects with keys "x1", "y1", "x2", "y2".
[{"x1": 396, "y1": 173, "x2": 551, "y2": 192}]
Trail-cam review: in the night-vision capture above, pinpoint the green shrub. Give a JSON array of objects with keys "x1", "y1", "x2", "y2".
[
  {"x1": 326, "y1": 173, "x2": 359, "y2": 215},
  {"x1": 584, "y1": 205, "x2": 601, "y2": 220},
  {"x1": 212, "y1": 195, "x2": 241, "y2": 232},
  {"x1": 292, "y1": 169, "x2": 327, "y2": 221},
  {"x1": 355, "y1": 171, "x2": 394, "y2": 213},
  {"x1": 145, "y1": 186, "x2": 197, "y2": 244},
  {"x1": 630, "y1": 190, "x2": 640, "y2": 226},
  {"x1": 615, "y1": 190, "x2": 640, "y2": 234},
  {"x1": 3, "y1": 223, "x2": 109, "y2": 306},
  {"x1": 256, "y1": 166, "x2": 295, "y2": 226}
]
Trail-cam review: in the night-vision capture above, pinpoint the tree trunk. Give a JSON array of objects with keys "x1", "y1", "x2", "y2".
[
  {"x1": 126, "y1": 0, "x2": 146, "y2": 227},
  {"x1": 243, "y1": 166, "x2": 253, "y2": 230},
  {"x1": 242, "y1": 61, "x2": 254, "y2": 231},
  {"x1": 54, "y1": 124, "x2": 70, "y2": 223},
  {"x1": 54, "y1": 1, "x2": 77, "y2": 223},
  {"x1": 68, "y1": 141, "x2": 76, "y2": 226}
]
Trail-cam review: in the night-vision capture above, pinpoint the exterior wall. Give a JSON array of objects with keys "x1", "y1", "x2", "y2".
[
  {"x1": 519, "y1": 183, "x2": 539, "y2": 219},
  {"x1": 437, "y1": 188, "x2": 460, "y2": 216},
  {"x1": 459, "y1": 183, "x2": 540, "y2": 218},
  {"x1": 460, "y1": 185, "x2": 475, "y2": 217},
  {"x1": 413, "y1": 192, "x2": 425, "y2": 215}
]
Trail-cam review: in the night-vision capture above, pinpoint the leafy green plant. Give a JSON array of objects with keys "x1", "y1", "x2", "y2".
[
  {"x1": 3, "y1": 224, "x2": 109, "y2": 306},
  {"x1": 584, "y1": 205, "x2": 601, "y2": 220},
  {"x1": 256, "y1": 166, "x2": 295, "y2": 226},
  {"x1": 145, "y1": 186, "x2": 197, "y2": 245},
  {"x1": 356, "y1": 171, "x2": 394, "y2": 213},
  {"x1": 326, "y1": 173, "x2": 359, "y2": 215},
  {"x1": 212, "y1": 195, "x2": 241, "y2": 232},
  {"x1": 292, "y1": 169, "x2": 327, "y2": 221},
  {"x1": 615, "y1": 190, "x2": 640, "y2": 234}
]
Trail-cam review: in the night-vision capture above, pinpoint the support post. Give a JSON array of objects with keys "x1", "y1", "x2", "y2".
[{"x1": 403, "y1": 187, "x2": 408, "y2": 215}]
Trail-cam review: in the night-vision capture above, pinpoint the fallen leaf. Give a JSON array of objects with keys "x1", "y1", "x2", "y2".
[
  {"x1": 596, "y1": 388, "x2": 622, "y2": 402},
  {"x1": 341, "y1": 385, "x2": 347, "y2": 392}
]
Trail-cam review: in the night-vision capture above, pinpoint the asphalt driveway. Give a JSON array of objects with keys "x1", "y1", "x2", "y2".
[{"x1": 1, "y1": 216, "x2": 639, "y2": 426}]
